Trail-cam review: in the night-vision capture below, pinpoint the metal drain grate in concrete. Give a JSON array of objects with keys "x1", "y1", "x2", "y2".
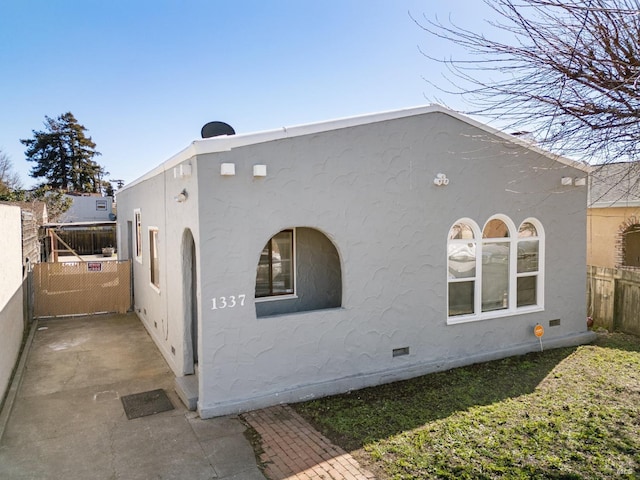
[{"x1": 120, "y1": 389, "x2": 174, "y2": 420}]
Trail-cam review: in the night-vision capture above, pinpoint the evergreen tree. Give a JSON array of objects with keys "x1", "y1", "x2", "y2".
[{"x1": 21, "y1": 112, "x2": 108, "y2": 193}]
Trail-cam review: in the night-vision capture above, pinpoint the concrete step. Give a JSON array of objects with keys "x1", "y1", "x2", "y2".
[{"x1": 174, "y1": 375, "x2": 198, "y2": 411}]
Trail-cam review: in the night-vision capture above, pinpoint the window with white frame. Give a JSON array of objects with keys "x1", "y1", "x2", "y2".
[
  {"x1": 447, "y1": 216, "x2": 544, "y2": 322},
  {"x1": 134, "y1": 209, "x2": 142, "y2": 261},
  {"x1": 481, "y1": 218, "x2": 511, "y2": 313},
  {"x1": 517, "y1": 221, "x2": 542, "y2": 307},
  {"x1": 149, "y1": 228, "x2": 159, "y2": 289},
  {"x1": 256, "y1": 229, "x2": 294, "y2": 298},
  {"x1": 447, "y1": 220, "x2": 477, "y2": 316}
]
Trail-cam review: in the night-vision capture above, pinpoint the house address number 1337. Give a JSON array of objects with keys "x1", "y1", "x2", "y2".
[{"x1": 211, "y1": 295, "x2": 246, "y2": 310}]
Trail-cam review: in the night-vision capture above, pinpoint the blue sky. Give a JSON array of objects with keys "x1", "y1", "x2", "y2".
[{"x1": 0, "y1": 1, "x2": 499, "y2": 189}]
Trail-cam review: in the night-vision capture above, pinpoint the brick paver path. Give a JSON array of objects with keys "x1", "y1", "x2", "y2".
[{"x1": 244, "y1": 405, "x2": 376, "y2": 480}]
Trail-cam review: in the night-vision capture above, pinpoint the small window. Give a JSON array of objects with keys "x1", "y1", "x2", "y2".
[
  {"x1": 482, "y1": 219, "x2": 511, "y2": 312},
  {"x1": 96, "y1": 200, "x2": 108, "y2": 211},
  {"x1": 134, "y1": 210, "x2": 142, "y2": 260},
  {"x1": 149, "y1": 228, "x2": 159, "y2": 289},
  {"x1": 517, "y1": 222, "x2": 540, "y2": 307},
  {"x1": 448, "y1": 221, "x2": 477, "y2": 316},
  {"x1": 256, "y1": 230, "x2": 294, "y2": 298}
]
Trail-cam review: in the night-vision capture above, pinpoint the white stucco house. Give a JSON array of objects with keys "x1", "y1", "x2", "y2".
[
  {"x1": 116, "y1": 105, "x2": 595, "y2": 418},
  {"x1": 58, "y1": 193, "x2": 114, "y2": 223}
]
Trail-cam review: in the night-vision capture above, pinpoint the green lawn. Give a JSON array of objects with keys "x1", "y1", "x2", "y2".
[{"x1": 293, "y1": 332, "x2": 640, "y2": 479}]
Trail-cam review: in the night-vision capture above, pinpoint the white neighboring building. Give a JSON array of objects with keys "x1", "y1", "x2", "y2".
[
  {"x1": 0, "y1": 204, "x2": 24, "y2": 402},
  {"x1": 58, "y1": 194, "x2": 114, "y2": 223}
]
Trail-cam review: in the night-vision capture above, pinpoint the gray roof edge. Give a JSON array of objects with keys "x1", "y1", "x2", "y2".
[
  {"x1": 119, "y1": 105, "x2": 443, "y2": 192},
  {"x1": 590, "y1": 200, "x2": 640, "y2": 209},
  {"x1": 436, "y1": 110, "x2": 592, "y2": 173},
  {"x1": 119, "y1": 104, "x2": 590, "y2": 192}
]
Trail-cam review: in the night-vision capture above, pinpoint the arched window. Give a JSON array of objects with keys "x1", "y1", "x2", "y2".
[
  {"x1": 256, "y1": 227, "x2": 342, "y2": 317},
  {"x1": 448, "y1": 220, "x2": 479, "y2": 317},
  {"x1": 447, "y1": 216, "x2": 544, "y2": 323},
  {"x1": 481, "y1": 218, "x2": 512, "y2": 312},
  {"x1": 623, "y1": 224, "x2": 640, "y2": 267},
  {"x1": 517, "y1": 221, "x2": 544, "y2": 307}
]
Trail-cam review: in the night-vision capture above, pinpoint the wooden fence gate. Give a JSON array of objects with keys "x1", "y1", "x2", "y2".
[{"x1": 32, "y1": 260, "x2": 131, "y2": 317}]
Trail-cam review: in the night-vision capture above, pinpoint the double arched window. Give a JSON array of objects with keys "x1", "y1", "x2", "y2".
[{"x1": 447, "y1": 216, "x2": 544, "y2": 323}]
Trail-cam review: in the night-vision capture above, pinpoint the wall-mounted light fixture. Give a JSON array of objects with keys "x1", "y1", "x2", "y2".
[
  {"x1": 433, "y1": 173, "x2": 449, "y2": 186},
  {"x1": 174, "y1": 188, "x2": 188, "y2": 203}
]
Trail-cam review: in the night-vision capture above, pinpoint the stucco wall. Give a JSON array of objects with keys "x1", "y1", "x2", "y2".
[
  {"x1": 587, "y1": 206, "x2": 640, "y2": 268},
  {"x1": 118, "y1": 109, "x2": 592, "y2": 418},
  {"x1": 193, "y1": 111, "x2": 591, "y2": 417},
  {"x1": 116, "y1": 160, "x2": 200, "y2": 376},
  {"x1": 0, "y1": 205, "x2": 25, "y2": 402}
]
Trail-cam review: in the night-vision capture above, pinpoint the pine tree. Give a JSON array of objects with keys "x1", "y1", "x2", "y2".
[{"x1": 21, "y1": 112, "x2": 108, "y2": 193}]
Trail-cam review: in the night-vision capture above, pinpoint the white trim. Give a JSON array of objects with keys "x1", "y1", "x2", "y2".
[
  {"x1": 255, "y1": 294, "x2": 299, "y2": 304},
  {"x1": 518, "y1": 217, "x2": 545, "y2": 310},
  {"x1": 447, "y1": 305, "x2": 545, "y2": 325},
  {"x1": 255, "y1": 228, "x2": 297, "y2": 300},
  {"x1": 148, "y1": 226, "x2": 160, "y2": 291},
  {"x1": 134, "y1": 209, "x2": 142, "y2": 264}
]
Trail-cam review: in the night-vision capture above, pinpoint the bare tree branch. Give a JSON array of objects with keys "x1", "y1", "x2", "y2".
[
  {"x1": 0, "y1": 150, "x2": 23, "y2": 197},
  {"x1": 414, "y1": 0, "x2": 640, "y2": 164}
]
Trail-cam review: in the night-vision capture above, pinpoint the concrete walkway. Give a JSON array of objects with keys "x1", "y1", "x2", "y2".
[
  {"x1": 0, "y1": 312, "x2": 377, "y2": 480},
  {"x1": 0, "y1": 313, "x2": 265, "y2": 480}
]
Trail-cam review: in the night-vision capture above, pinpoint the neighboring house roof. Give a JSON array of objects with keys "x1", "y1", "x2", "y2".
[
  {"x1": 120, "y1": 104, "x2": 589, "y2": 192},
  {"x1": 589, "y1": 162, "x2": 640, "y2": 208},
  {"x1": 0, "y1": 201, "x2": 49, "y2": 224}
]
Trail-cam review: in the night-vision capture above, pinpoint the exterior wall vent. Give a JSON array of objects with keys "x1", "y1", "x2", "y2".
[{"x1": 392, "y1": 347, "x2": 410, "y2": 357}]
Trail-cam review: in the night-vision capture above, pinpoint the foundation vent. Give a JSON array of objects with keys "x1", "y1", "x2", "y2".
[{"x1": 393, "y1": 347, "x2": 410, "y2": 357}]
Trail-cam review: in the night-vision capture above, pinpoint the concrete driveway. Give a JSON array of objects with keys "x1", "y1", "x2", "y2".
[{"x1": 0, "y1": 313, "x2": 265, "y2": 480}]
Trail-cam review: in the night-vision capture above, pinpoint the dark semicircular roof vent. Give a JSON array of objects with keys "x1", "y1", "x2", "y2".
[{"x1": 201, "y1": 121, "x2": 235, "y2": 139}]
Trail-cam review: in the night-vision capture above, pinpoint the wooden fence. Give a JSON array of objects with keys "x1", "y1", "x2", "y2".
[
  {"x1": 51, "y1": 225, "x2": 116, "y2": 256},
  {"x1": 32, "y1": 260, "x2": 131, "y2": 317},
  {"x1": 587, "y1": 265, "x2": 640, "y2": 336}
]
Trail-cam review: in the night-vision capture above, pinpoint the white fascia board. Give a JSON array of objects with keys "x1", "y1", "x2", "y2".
[
  {"x1": 120, "y1": 105, "x2": 441, "y2": 192},
  {"x1": 120, "y1": 104, "x2": 591, "y2": 193},
  {"x1": 119, "y1": 144, "x2": 198, "y2": 193},
  {"x1": 191, "y1": 104, "x2": 443, "y2": 156}
]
